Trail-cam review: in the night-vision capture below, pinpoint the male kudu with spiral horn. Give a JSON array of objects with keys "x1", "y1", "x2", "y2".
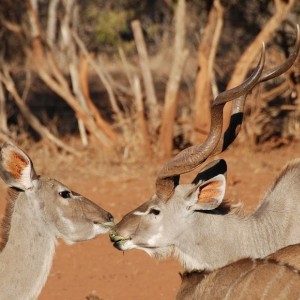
[{"x1": 110, "y1": 26, "x2": 300, "y2": 277}]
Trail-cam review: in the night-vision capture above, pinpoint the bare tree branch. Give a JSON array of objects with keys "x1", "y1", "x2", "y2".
[
  {"x1": 25, "y1": 0, "x2": 115, "y2": 147},
  {"x1": 78, "y1": 54, "x2": 119, "y2": 142},
  {"x1": 0, "y1": 81, "x2": 8, "y2": 133},
  {"x1": 61, "y1": 0, "x2": 88, "y2": 146},
  {"x1": 0, "y1": 131, "x2": 13, "y2": 143},
  {"x1": 46, "y1": 0, "x2": 60, "y2": 47},
  {"x1": 133, "y1": 75, "x2": 152, "y2": 156},
  {"x1": 118, "y1": 47, "x2": 135, "y2": 91},
  {"x1": 0, "y1": 69, "x2": 80, "y2": 156},
  {"x1": 193, "y1": 0, "x2": 224, "y2": 142},
  {"x1": 131, "y1": 20, "x2": 160, "y2": 135},
  {"x1": 158, "y1": 0, "x2": 189, "y2": 157},
  {"x1": 73, "y1": 31, "x2": 124, "y2": 125},
  {"x1": 223, "y1": 0, "x2": 296, "y2": 131}
]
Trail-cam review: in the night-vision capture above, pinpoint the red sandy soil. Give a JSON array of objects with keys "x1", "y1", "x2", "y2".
[{"x1": 1, "y1": 141, "x2": 300, "y2": 300}]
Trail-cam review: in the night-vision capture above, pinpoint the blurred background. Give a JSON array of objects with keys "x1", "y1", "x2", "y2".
[
  {"x1": 0, "y1": 0, "x2": 299, "y2": 162},
  {"x1": 1, "y1": 1, "x2": 300, "y2": 299}
]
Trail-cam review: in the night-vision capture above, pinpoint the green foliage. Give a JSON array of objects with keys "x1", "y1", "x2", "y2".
[
  {"x1": 82, "y1": 1, "x2": 136, "y2": 51},
  {"x1": 80, "y1": 0, "x2": 173, "y2": 53},
  {"x1": 94, "y1": 10, "x2": 134, "y2": 45}
]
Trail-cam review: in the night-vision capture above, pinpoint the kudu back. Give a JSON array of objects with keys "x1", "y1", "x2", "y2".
[
  {"x1": 109, "y1": 25, "x2": 300, "y2": 276},
  {"x1": 0, "y1": 143, "x2": 114, "y2": 300},
  {"x1": 176, "y1": 254, "x2": 300, "y2": 300},
  {"x1": 176, "y1": 242, "x2": 300, "y2": 299}
]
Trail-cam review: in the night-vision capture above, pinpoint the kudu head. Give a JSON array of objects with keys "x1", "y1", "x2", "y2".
[
  {"x1": 111, "y1": 159, "x2": 228, "y2": 259},
  {"x1": 0, "y1": 143, "x2": 114, "y2": 243},
  {"x1": 110, "y1": 26, "x2": 300, "y2": 259}
]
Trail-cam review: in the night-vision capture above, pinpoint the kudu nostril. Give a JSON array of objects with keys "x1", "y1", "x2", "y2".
[{"x1": 107, "y1": 213, "x2": 114, "y2": 223}]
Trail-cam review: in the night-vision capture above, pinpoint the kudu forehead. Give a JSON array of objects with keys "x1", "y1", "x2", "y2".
[
  {"x1": 133, "y1": 196, "x2": 160, "y2": 213},
  {"x1": 173, "y1": 184, "x2": 196, "y2": 198},
  {"x1": 133, "y1": 186, "x2": 194, "y2": 212},
  {"x1": 37, "y1": 176, "x2": 70, "y2": 191}
]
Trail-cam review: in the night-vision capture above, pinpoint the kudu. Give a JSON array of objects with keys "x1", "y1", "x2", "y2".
[
  {"x1": 174, "y1": 241, "x2": 300, "y2": 299},
  {"x1": 0, "y1": 143, "x2": 114, "y2": 300},
  {"x1": 176, "y1": 254, "x2": 300, "y2": 300},
  {"x1": 110, "y1": 26, "x2": 300, "y2": 276}
]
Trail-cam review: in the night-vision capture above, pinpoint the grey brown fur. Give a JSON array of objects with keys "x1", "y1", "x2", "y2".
[
  {"x1": 176, "y1": 257, "x2": 300, "y2": 300},
  {"x1": 111, "y1": 159, "x2": 300, "y2": 272},
  {"x1": 0, "y1": 143, "x2": 114, "y2": 300},
  {"x1": 109, "y1": 26, "x2": 300, "y2": 298}
]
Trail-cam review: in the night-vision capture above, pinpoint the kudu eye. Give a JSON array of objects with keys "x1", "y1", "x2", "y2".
[
  {"x1": 59, "y1": 191, "x2": 71, "y2": 199},
  {"x1": 149, "y1": 208, "x2": 160, "y2": 216}
]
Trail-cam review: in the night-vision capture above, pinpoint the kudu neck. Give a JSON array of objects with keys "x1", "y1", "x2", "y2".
[
  {"x1": 174, "y1": 206, "x2": 284, "y2": 272},
  {"x1": 174, "y1": 160, "x2": 300, "y2": 272},
  {"x1": 0, "y1": 193, "x2": 56, "y2": 300}
]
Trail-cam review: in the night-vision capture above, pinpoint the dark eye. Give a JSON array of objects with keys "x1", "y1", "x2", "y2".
[
  {"x1": 59, "y1": 191, "x2": 71, "y2": 199},
  {"x1": 149, "y1": 208, "x2": 160, "y2": 216}
]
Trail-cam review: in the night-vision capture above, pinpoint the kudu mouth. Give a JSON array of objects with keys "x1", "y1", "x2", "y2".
[
  {"x1": 102, "y1": 221, "x2": 115, "y2": 228},
  {"x1": 109, "y1": 230, "x2": 130, "y2": 250}
]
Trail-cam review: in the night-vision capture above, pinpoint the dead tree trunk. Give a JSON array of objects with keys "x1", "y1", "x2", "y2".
[
  {"x1": 158, "y1": 0, "x2": 189, "y2": 157},
  {"x1": 131, "y1": 20, "x2": 160, "y2": 136},
  {"x1": 118, "y1": 47, "x2": 152, "y2": 156},
  {"x1": 46, "y1": 0, "x2": 60, "y2": 48},
  {"x1": 0, "y1": 81, "x2": 8, "y2": 133},
  {"x1": 61, "y1": 0, "x2": 88, "y2": 146},
  {"x1": 192, "y1": 0, "x2": 224, "y2": 143},
  {"x1": 133, "y1": 75, "x2": 152, "y2": 156}
]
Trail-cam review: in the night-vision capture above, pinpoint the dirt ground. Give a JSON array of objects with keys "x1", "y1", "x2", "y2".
[{"x1": 1, "y1": 141, "x2": 300, "y2": 300}]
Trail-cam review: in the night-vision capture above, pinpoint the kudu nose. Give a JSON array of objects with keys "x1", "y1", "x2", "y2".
[
  {"x1": 107, "y1": 212, "x2": 114, "y2": 223},
  {"x1": 102, "y1": 212, "x2": 114, "y2": 228}
]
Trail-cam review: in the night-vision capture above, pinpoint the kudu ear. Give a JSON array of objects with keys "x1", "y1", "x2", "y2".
[
  {"x1": 0, "y1": 143, "x2": 37, "y2": 191},
  {"x1": 187, "y1": 174, "x2": 226, "y2": 211},
  {"x1": 186, "y1": 159, "x2": 227, "y2": 211}
]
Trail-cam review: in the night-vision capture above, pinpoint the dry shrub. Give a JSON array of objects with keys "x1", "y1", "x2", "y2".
[
  {"x1": 239, "y1": 51, "x2": 300, "y2": 150},
  {"x1": 86, "y1": 294, "x2": 102, "y2": 300}
]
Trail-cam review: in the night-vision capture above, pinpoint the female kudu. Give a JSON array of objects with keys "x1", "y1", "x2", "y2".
[{"x1": 0, "y1": 143, "x2": 114, "y2": 299}]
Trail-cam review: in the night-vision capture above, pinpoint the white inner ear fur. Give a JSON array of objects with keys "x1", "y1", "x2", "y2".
[{"x1": 20, "y1": 161, "x2": 34, "y2": 190}]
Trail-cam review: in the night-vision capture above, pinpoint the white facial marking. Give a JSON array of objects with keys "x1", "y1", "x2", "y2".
[
  {"x1": 133, "y1": 210, "x2": 148, "y2": 216},
  {"x1": 146, "y1": 225, "x2": 163, "y2": 246},
  {"x1": 119, "y1": 240, "x2": 135, "y2": 250},
  {"x1": 93, "y1": 224, "x2": 110, "y2": 236},
  {"x1": 56, "y1": 207, "x2": 76, "y2": 234},
  {"x1": 133, "y1": 206, "x2": 160, "y2": 216}
]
